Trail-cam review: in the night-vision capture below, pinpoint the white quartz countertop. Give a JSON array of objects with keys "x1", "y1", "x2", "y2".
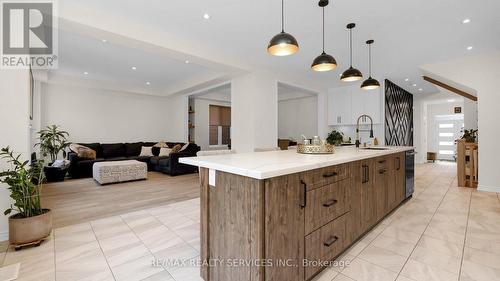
[{"x1": 180, "y1": 146, "x2": 414, "y2": 180}]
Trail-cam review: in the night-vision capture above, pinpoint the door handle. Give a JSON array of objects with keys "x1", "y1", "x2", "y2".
[
  {"x1": 396, "y1": 157, "x2": 401, "y2": 171},
  {"x1": 362, "y1": 164, "x2": 369, "y2": 183},
  {"x1": 323, "y1": 236, "x2": 339, "y2": 247},
  {"x1": 379, "y1": 169, "x2": 387, "y2": 174},
  {"x1": 378, "y1": 160, "x2": 386, "y2": 164},
  {"x1": 300, "y1": 180, "x2": 307, "y2": 208},
  {"x1": 322, "y1": 199, "x2": 338, "y2": 207},
  {"x1": 323, "y1": 172, "x2": 338, "y2": 178}
]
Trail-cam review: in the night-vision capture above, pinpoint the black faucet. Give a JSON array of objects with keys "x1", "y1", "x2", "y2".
[{"x1": 355, "y1": 114, "x2": 374, "y2": 148}]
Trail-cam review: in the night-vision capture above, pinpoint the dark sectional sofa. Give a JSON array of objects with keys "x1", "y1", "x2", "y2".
[{"x1": 67, "y1": 142, "x2": 200, "y2": 179}]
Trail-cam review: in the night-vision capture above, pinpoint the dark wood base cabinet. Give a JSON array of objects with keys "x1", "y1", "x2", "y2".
[{"x1": 199, "y1": 152, "x2": 407, "y2": 281}]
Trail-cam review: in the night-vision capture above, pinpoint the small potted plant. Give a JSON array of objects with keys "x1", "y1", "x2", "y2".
[
  {"x1": 0, "y1": 147, "x2": 52, "y2": 249},
  {"x1": 326, "y1": 130, "x2": 345, "y2": 146},
  {"x1": 461, "y1": 129, "x2": 478, "y2": 143},
  {"x1": 35, "y1": 125, "x2": 70, "y2": 182}
]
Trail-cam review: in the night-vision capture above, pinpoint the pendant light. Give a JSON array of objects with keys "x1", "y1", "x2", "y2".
[
  {"x1": 340, "y1": 23, "x2": 363, "y2": 82},
  {"x1": 267, "y1": 0, "x2": 299, "y2": 56},
  {"x1": 361, "y1": 40, "x2": 381, "y2": 90},
  {"x1": 311, "y1": 0, "x2": 336, "y2": 72}
]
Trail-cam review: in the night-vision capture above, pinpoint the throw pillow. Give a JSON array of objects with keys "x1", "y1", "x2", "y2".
[
  {"x1": 139, "y1": 146, "x2": 154, "y2": 157},
  {"x1": 179, "y1": 143, "x2": 189, "y2": 152},
  {"x1": 171, "y1": 144, "x2": 182, "y2": 154},
  {"x1": 154, "y1": 141, "x2": 168, "y2": 148},
  {"x1": 69, "y1": 143, "x2": 96, "y2": 159},
  {"x1": 159, "y1": 147, "x2": 172, "y2": 156}
]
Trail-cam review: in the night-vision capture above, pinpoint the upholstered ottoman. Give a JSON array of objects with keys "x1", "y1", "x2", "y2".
[{"x1": 93, "y1": 160, "x2": 147, "y2": 184}]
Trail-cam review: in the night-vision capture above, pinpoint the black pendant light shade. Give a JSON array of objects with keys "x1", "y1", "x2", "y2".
[
  {"x1": 268, "y1": 0, "x2": 299, "y2": 56},
  {"x1": 311, "y1": 2, "x2": 336, "y2": 71},
  {"x1": 361, "y1": 39, "x2": 380, "y2": 90},
  {"x1": 341, "y1": 23, "x2": 363, "y2": 82},
  {"x1": 341, "y1": 66, "x2": 363, "y2": 82}
]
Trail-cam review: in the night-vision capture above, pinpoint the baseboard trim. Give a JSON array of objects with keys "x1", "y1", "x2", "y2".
[
  {"x1": 0, "y1": 230, "x2": 8, "y2": 242},
  {"x1": 477, "y1": 185, "x2": 500, "y2": 193}
]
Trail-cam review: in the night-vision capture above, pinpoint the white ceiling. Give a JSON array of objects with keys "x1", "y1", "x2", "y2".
[{"x1": 58, "y1": 0, "x2": 500, "y2": 96}]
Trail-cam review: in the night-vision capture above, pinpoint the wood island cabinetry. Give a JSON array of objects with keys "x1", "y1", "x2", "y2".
[{"x1": 194, "y1": 149, "x2": 411, "y2": 281}]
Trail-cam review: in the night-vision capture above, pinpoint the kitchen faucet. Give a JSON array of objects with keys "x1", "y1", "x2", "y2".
[{"x1": 355, "y1": 114, "x2": 374, "y2": 148}]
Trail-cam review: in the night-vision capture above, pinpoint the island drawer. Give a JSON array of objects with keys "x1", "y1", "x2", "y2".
[
  {"x1": 304, "y1": 179, "x2": 349, "y2": 234},
  {"x1": 300, "y1": 164, "x2": 349, "y2": 191},
  {"x1": 304, "y1": 212, "x2": 348, "y2": 280}
]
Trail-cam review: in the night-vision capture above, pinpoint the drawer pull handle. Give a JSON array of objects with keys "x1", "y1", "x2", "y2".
[
  {"x1": 379, "y1": 169, "x2": 387, "y2": 174},
  {"x1": 323, "y1": 236, "x2": 339, "y2": 247},
  {"x1": 322, "y1": 199, "x2": 338, "y2": 207},
  {"x1": 378, "y1": 160, "x2": 386, "y2": 164},
  {"x1": 300, "y1": 180, "x2": 307, "y2": 208},
  {"x1": 323, "y1": 172, "x2": 338, "y2": 178}
]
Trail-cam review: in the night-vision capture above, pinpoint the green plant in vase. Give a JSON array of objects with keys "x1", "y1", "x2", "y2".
[
  {"x1": 326, "y1": 130, "x2": 344, "y2": 146},
  {"x1": 35, "y1": 125, "x2": 70, "y2": 182}
]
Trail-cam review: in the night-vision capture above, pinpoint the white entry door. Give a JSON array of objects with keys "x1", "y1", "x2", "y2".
[{"x1": 435, "y1": 115, "x2": 464, "y2": 161}]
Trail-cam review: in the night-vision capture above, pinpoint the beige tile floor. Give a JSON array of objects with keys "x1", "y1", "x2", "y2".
[{"x1": 1, "y1": 162, "x2": 499, "y2": 281}]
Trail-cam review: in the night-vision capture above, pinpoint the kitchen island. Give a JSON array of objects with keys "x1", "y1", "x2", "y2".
[{"x1": 180, "y1": 146, "x2": 414, "y2": 281}]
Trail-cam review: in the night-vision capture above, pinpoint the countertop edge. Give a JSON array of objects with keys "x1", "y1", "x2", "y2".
[{"x1": 180, "y1": 147, "x2": 414, "y2": 180}]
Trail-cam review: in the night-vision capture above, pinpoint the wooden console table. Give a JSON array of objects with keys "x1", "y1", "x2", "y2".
[{"x1": 457, "y1": 140, "x2": 478, "y2": 188}]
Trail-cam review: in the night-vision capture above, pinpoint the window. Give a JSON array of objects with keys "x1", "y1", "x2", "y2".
[
  {"x1": 439, "y1": 141, "x2": 454, "y2": 146},
  {"x1": 439, "y1": 132, "x2": 454, "y2": 137},
  {"x1": 209, "y1": 105, "x2": 231, "y2": 146},
  {"x1": 439, "y1": 123, "x2": 454, "y2": 129},
  {"x1": 439, "y1": 150, "x2": 454, "y2": 155}
]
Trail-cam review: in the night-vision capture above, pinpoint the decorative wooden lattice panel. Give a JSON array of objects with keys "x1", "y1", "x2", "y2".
[{"x1": 385, "y1": 80, "x2": 413, "y2": 146}]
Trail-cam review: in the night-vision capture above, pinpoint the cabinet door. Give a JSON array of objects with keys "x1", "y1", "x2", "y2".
[
  {"x1": 395, "y1": 152, "x2": 406, "y2": 203},
  {"x1": 265, "y1": 174, "x2": 305, "y2": 281},
  {"x1": 387, "y1": 155, "x2": 398, "y2": 211},
  {"x1": 327, "y1": 89, "x2": 352, "y2": 125},
  {"x1": 374, "y1": 157, "x2": 389, "y2": 221},
  {"x1": 360, "y1": 159, "x2": 376, "y2": 231}
]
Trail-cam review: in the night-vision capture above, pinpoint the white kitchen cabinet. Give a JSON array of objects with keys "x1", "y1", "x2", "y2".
[
  {"x1": 327, "y1": 88, "x2": 352, "y2": 125},
  {"x1": 328, "y1": 85, "x2": 382, "y2": 126}
]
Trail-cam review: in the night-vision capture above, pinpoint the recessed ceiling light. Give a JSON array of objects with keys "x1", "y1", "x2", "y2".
[
  {"x1": 131, "y1": 66, "x2": 137, "y2": 70},
  {"x1": 405, "y1": 78, "x2": 409, "y2": 82},
  {"x1": 83, "y1": 72, "x2": 89, "y2": 75},
  {"x1": 412, "y1": 83, "x2": 417, "y2": 87},
  {"x1": 447, "y1": 99, "x2": 455, "y2": 103},
  {"x1": 203, "y1": 13, "x2": 210, "y2": 20},
  {"x1": 185, "y1": 60, "x2": 190, "y2": 64},
  {"x1": 101, "y1": 39, "x2": 107, "y2": 43},
  {"x1": 462, "y1": 18, "x2": 471, "y2": 24},
  {"x1": 467, "y1": 46, "x2": 473, "y2": 50},
  {"x1": 418, "y1": 88, "x2": 423, "y2": 91},
  {"x1": 146, "y1": 82, "x2": 151, "y2": 85}
]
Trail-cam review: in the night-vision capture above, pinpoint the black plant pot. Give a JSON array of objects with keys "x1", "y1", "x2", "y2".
[{"x1": 43, "y1": 166, "x2": 67, "y2": 182}]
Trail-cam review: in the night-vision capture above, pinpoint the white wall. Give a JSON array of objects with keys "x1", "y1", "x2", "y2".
[
  {"x1": 421, "y1": 52, "x2": 500, "y2": 192},
  {"x1": 194, "y1": 98, "x2": 230, "y2": 150},
  {"x1": 0, "y1": 69, "x2": 31, "y2": 241},
  {"x1": 463, "y1": 99, "x2": 478, "y2": 130},
  {"x1": 231, "y1": 72, "x2": 277, "y2": 152},
  {"x1": 278, "y1": 96, "x2": 318, "y2": 141},
  {"x1": 39, "y1": 83, "x2": 187, "y2": 143}
]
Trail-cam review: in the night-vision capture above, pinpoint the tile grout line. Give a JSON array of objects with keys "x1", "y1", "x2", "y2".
[
  {"x1": 89, "y1": 222, "x2": 118, "y2": 281},
  {"x1": 120, "y1": 213, "x2": 177, "y2": 281},
  {"x1": 394, "y1": 168, "x2": 455, "y2": 281},
  {"x1": 53, "y1": 231, "x2": 57, "y2": 281},
  {"x1": 457, "y1": 187, "x2": 473, "y2": 281}
]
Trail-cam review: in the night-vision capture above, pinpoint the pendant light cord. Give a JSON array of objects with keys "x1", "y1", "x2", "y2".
[
  {"x1": 322, "y1": 7, "x2": 325, "y2": 52},
  {"x1": 281, "y1": 0, "x2": 284, "y2": 32},
  {"x1": 349, "y1": 28, "x2": 353, "y2": 66},
  {"x1": 368, "y1": 44, "x2": 372, "y2": 76}
]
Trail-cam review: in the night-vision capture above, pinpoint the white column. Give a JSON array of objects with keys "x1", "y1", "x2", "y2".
[
  {"x1": 463, "y1": 99, "x2": 478, "y2": 130},
  {"x1": 231, "y1": 72, "x2": 278, "y2": 152},
  {"x1": 0, "y1": 69, "x2": 30, "y2": 241}
]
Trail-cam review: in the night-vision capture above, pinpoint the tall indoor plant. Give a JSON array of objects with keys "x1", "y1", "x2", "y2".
[
  {"x1": 0, "y1": 147, "x2": 52, "y2": 249},
  {"x1": 35, "y1": 125, "x2": 70, "y2": 182}
]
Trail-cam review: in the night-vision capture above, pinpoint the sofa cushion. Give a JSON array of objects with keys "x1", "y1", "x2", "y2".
[
  {"x1": 150, "y1": 156, "x2": 169, "y2": 165},
  {"x1": 143, "y1": 142, "x2": 157, "y2": 147},
  {"x1": 69, "y1": 143, "x2": 96, "y2": 159},
  {"x1": 102, "y1": 143, "x2": 125, "y2": 158},
  {"x1": 152, "y1": 147, "x2": 161, "y2": 156},
  {"x1": 182, "y1": 143, "x2": 200, "y2": 154},
  {"x1": 78, "y1": 143, "x2": 102, "y2": 158},
  {"x1": 166, "y1": 142, "x2": 185, "y2": 148},
  {"x1": 139, "y1": 146, "x2": 153, "y2": 157},
  {"x1": 125, "y1": 142, "x2": 143, "y2": 157}
]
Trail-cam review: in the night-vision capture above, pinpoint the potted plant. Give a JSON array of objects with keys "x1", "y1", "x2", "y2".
[
  {"x1": 35, "y1": 125, "x2": 70, "y2": 182},
  {"x1": 0, "y1": 147, "x2": 52, "y2": 249},
  {"x1": 461, "y1": 129, "x2": 478, "y2": 143},
  {"x1": 326, "y1": 130, "x2": 345, "y2": 146}
]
